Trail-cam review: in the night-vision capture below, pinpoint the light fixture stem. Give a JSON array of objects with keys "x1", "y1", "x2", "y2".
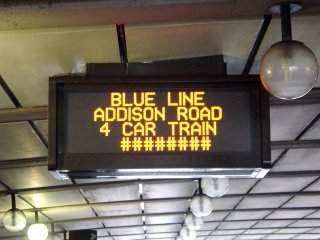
[
  {"x1": 11, "y1": 194, "x2": 16, "y2": 210},
  {"x1": 35, "y1": 211, "x2": 39, "y2": 223},
  {"x1": 198, "y1": 179, "x2": 203, "y2": 195},
  {"x1": 281, "y1": 3, "x2": 292, "y2": 41}
]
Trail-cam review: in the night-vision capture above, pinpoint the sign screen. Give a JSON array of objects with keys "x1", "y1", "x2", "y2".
[
  {"x1": 67, "y1": 89, "x2": 252, "y2": 154},
  {"x1": 49, "y1": 75, "x2": 270, "y2": 177}
]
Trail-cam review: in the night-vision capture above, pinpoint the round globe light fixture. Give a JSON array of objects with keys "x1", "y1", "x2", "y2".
[
  {"x1": 260, "y1": 2, "x2": 319, "y2": 100},
  {"x1": 260, "y1": 40, "x2": 318, "y2": 99},
  {"x1": 180, "y1": 226, "x2": 196, "y2": 240},
  {"x1": 2, "y1": 194, "x2": 27, "y2": 232},
  {"x1": 190, "y1": 194, "x2": 213, "y2": 217},
  {"x1": 28, "y1": 223, "x2": 48, "y2": 240},
  {"x1": 185, "y1": 213, "x2": 203, "y2": 230},
  {"x1": 201, "y1": 177, "x2": 230, "y2": 198},
  {"x1": 3, "y1": 208, "x2": 27, "y2": 232},
  {"x1": 27, "y1": 211, "x2": 48, "y2": 240}
]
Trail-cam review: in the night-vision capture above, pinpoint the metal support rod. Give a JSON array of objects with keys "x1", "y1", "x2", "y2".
[
  {"x1": 281, "y1": 3, "x2": 292, "y2": 41},
  {"x1": 242, "y1": 15, "x2": 272, "y2": 75},
  {"x1": 198, "y1": 178, "x2": 203, "y2": 195},
  {"x1": 11, "y1": 194, "x2": 16, "y2": 209},
  {"x1": 116, "y1": 23, "x2": 128, "y2": 64},
  {"x1": 35, "y1": 211, "x2": 39, "y2": 223}
]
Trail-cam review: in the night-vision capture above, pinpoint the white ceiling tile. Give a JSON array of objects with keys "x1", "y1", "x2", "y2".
[
  {"x1": 126, "y1": 20, "x2": 262, "y2": 63},
  {"x1": 59, "y1": 219, "x2": 102, "y2": 231},
  {"x1": 275, "y1": 228, "x2": 313, "y2": 234},
  {"x1": 0, "y1": 182, "x2": 6, "y2": 191},
  {"x1": 196, "y1": 237, "x2": 207, "y2": 240},
  {"x1": 143, "y1": 180, "x2": 197, "y2": 199},
  {"x1": 306, "y1": 210, "x2": 320, "y2": 218},
  {"x1": 102, "y1": 216, "x2": 143, "y2": 228},
  {"x1": 114, "y1": 235, "x2": 145, "y2": 240},
  {"x1": 146, "y1": 233, "x2": 177, "y2": 238},
  {"x1": 201, "y1": 222, "x2": 219, "y2": 231},
  {"x1": 93, "y1": 202, "x2": 141, "y2": 217},
  {"x1": 109, "y1": 226, "x2": 144, "y2": 235},
  {"x1": 292, "y1": 234, "x2": 320, "y2": 239},
  {"x1": 206, "y1": 236, "x2": 236, "y2": 240},
  {"x1": 0, "y1": 26, "x2": 119, "y2": 107},
  {"x1": 0, "y1": 195, "x2": 31, "y2": 211},
  {"x1": 227, "y1": 210, "x2": 270, "y2": 221},
  {"x1": 272, "y1": 148, "x2": 320, "y2": 172},
  {"x1": 254, "y1": 220, "x2": 294, "y2": 228},
  {"x1": 212, "y1": 230, "x2": 244, "y2": 235},
  {"x1": 290, "y1": 220, "x2": 320, "y2": 227},
  {"x1": 301, "y1": 118, "x2": 320, "y2": 140},
  {"x1": 0, "y1": 166, "x2": 71, "y2": 189},
  {"x1": 236, "y1": 235, "x2": 267, "y2": 240},
  {"x1": 24, "y1": 211, "x2": 49, "y2": 226},
  {"x1": 251, "y1": 177, "x2": 317, "y2": 193},
  {"x1": 283, "y1": 196, "x2": 320, "y2": 208},
  {"x1": 245, "y1": 229, "x2": 277, "y2": 234},
  {"x1": 266, "y1": 210, "x2": 315, "y2": 219},
  {"x1": 271, "y1": 149, "x2": 285, "y2": 164},
  {"x1": 236, "y1": 196, "x2": 291, "y2": 209},
  {"x1": 145, "y1": 214, "x2": 184, "y2": 225},
  {"x1": 0, "y1": 228, "x2": 22, "y2": 238},
  {"x1": 265, "y1": 234, "x2": 297, "y2": 239},
  {"x1": 43, "y1": 206, "x2": 95, "y2": 221},
  {"x1": 0, "y1": 87, "x2": 14, "y2": 109},
  {"x1": 308, "y1": 229, "x2": 320, "y2": 234},
  {"x1": 21, "y1": 190, "x2": 86, "y2": 208},
  {"x1": 0, "y1": 122, "x2": 47, "y2": 160},
  {"x1": 212, "y1": 197, "x2": 242, "y2": 210},
  {"x1": 80, "y1": 182, "x2": 140, "y2": 202},
  {"x1": 147, "y1": 224, "x2": 180, "y2": 233},
  {"x1": 218, "y1": 221, "x2": 257, "y2": 230},
  {"x1": 144, "y1": 199, "x2": 189, "y2": 214},
  {"x1": 204, "y1": 211, "x2": 229, "y2": 221},
  {"x1": 270, "y1": 104, "x2": 320, "y2": 141},
  {"x1": 34, "y1": 120, "x2": 48, "y2": 141},
  {"x1": 304, "y1": 178, "x2": 320, "y2": 191},
  {"x1": 226, "y1": 179, "x2": 257, "y2": 195}
]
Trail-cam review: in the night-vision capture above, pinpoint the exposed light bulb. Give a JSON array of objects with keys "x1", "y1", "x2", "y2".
[
  {"x1": 185, "y1": 213, "x2": 203, "y2": 230},
  {"x1": 201, "y1": 178, "x2": 230, "y2": 197},
  {"x1": 28, "y1": 223, "x2": 48, "y2": 240},
  {"x1": 3, "y1": 209, "x2": 27, "y2": 232},
  {"x1": 260, "y1": 40, "x2": 318, "y2": 100},
  {"x1": 190, "y1": 194, "x2": 213, "y2": 217},
  {"x1": 180, "y1": 226, "x2": 196, "y2": 240}
]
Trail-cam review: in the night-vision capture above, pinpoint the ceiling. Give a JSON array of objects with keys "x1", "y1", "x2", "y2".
[{"x1": 0, "y1": 0, "x2": 320, "y2": 240}]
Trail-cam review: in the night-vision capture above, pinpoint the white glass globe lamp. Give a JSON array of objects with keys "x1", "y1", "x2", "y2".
[
  {"x1": 260, "y1": 40, "x2": 318, "y2": 100},
  {"x1": 28, "y1": 223, "x2": 48, "y2": 240},
  {"x1": 201, "y1": 177, "x2": 230, "y2": 197},
  {"x1": 185, "y1": 213, "x2": 203, "y2": 230},
  {"x1": 3, "y1": 208, "x2": 27, "y2": 232},
  {"x1": 180, "y1": 226, "x2": 196, "y2": 240},
  {"x1": 190, "y1": 194, "x2": 213, "y2": 217}
]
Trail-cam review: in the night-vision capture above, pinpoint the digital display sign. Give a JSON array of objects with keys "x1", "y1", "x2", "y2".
[{"x1": 48, "y1": 75, "x2": 271, "y2": 179}]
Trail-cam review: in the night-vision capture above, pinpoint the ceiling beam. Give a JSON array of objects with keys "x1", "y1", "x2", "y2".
[
  {"x1": 271, "y1": 139, "x2": 320, "y2": 149},
  {"x1": 0, "y1": 106, "x2": 48, "y2": 123}
]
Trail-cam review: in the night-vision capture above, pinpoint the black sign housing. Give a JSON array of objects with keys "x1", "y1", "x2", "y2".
[{"x1": 48, "y1": 75, "x2": 271, "y2": 179}]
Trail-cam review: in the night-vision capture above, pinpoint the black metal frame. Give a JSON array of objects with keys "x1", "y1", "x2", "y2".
[{"x1": 48, "y1": 75, "x2": 270, "y2": 179}]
